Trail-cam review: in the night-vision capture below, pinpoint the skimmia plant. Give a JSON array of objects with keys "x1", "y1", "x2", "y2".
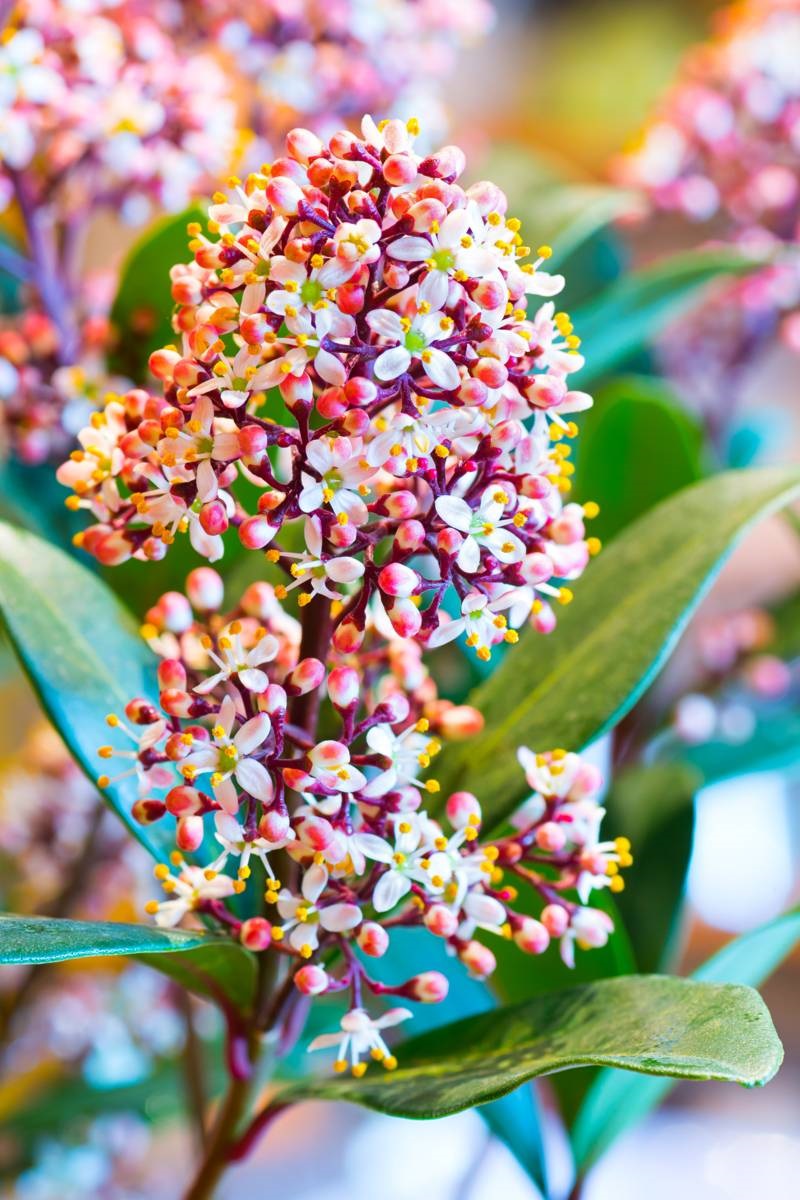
[{"x1": 0, "y1": 114, "x2": 794, "y2": 1199}]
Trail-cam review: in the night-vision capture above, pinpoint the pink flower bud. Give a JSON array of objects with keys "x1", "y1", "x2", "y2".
[
  {"x1": 459, "y1": 377, "x2": 488, "y2": 406},
  {"x1": 384, "y1": 153, "x2": 418, "y2": 185},
  {"x1": 424, "y1": 904, "x2": 459, "y2": 938},
  {"x1": 95, "y1": 531, "x2": 132, "y2": 566},
  {"x1": 263, "y1": 684, "x2": 288, "y2": 715},
  {"x1": 280, "y1": 372, "x2": 313, "y2": 409},
  {"x1": 407, "y1": 197, "x2": 447, "y2": 231},
  {"x1": 266, "y1": 175, "x2": 304, "y2": 215},
  {"x1": 344, "y1": 377, "x2": 377, "y2": 407},
  {"x1": 407, "y1": 971, "x2": 450, "y2": 1003},
  {"x1": 157, "y1": 659, "x2": 187, "y2": 691},
  {"x1": 125, "y1": 698, "x2": 161, "y2": 725},
  {"x1": 333, "y1": 618, "x2": 364, "y2": 653},
  {"x1": 570, "y1": 762, "x2": 604, "y2": 801},
  {"x1": 316, "y1": 387, "x2": 347, "y2": 420},
  {"x1": 186, "y1": 567, "x2": 224, "y2": 612},
  {"x1": 327, "y1": 666, "x2": 360, "y2": 709},
  {"x1": 433, "y1": 703, "x2": 484, "y2": 739},
  {"x1": 341, "y1": 408, "x2": 370, "y2": 436},
  {"x1": 240, "y1": 582, "x2": 276, "y2": 619},
  {"x1": 239, "y1": 515, "x2": 276, "y2": 550},
  {"x1": 199, "y1": 501, "x2": 229, "y2": 536},
  {"x1": 294, "y1": 964, "x2": 329, "y2": 995},
  {"x1": 176, "y1": 815, "x2": 204, "y2": 852},
  {"x1": 570, "y1": 907, "x2": 614, "y2": 948},
  {"x1": 357, "y1": 922, "x2": 389, "y2": 957},
  {"x1": 148, "y1": 591, "x2": 193, "y2": 633},
  {"x1": 472, "y1": 277, "x2": 506, "y2": 310},
  {"x1": 166, "y1": 785, "x2": 205, "y2": 816},
  {"x1": 445, "y1": 791, "x2": 481, "y2": 830},
  {"x1": 383, "y1": 491, "x2": 418, "y2": 519},
  {"x1": 395, "y1": 519, "x2": 426, "y2": 551},
  {"x1": 374, "y1": 692, "x2": 411, "y2": 725},
  {"x1": 328, "y1": 522, "x2": 357, "y2": 548},
  {"x1": 522, "y1": 553, "x2": 555, "y2": 586},
  {"x1": 148, "y1": 347, "x2": 181, "y2": 381},
  {"x1": 259, "y1": 809, "x2": 291, "y2": 842},
  {"x1": 240, "y1": 917, "x2": 272, "y2": 952},
  {"x1": 286, "y1": 127, "x2": 323, "y2": 163},
  {"x1": 472, "y1": 357, "x2": 508, "y2": 389},
  {"x1": 437, "y1": 527, "x2": 463, "y2": 557},
  {"x1": 286, "y1": 657, "x2": 325, "y2": 696},
  {"x1": 532, "y1": 603, "x2": 557, "y2": 635},
  {"x1": 379, "y1": 562, "x2": 419, "y2": 599},
  {"x1": 541, "y1": 904, "x2": 570, "y2": 937},
  {"x1": 466, "y1": 180, "x2": 507, "y2": 215},
  {"x1": 160, "y1": 689, "x2": 194, "y2": 718},
  {"x1": 296, "y1": 815, "x2": 336, "y2": 852},
  {"x1": 513, "y1": 917, "x2": 550, "y2": 955},
  {"x1": 387, "y1": 598, "x2": 422, "y2": 638},
  {"x1": 459, "y1": 940, "x2": 497, "y2": 979},
  {"x1": 536, "y1": 822, "x2": 567, "y2": 852},
  {"x1": 132, "y1": 798, "x2": 167, "y2": 824},
  {"x1": 238, "y1": 425, "x2": 268, "y2": 458}
]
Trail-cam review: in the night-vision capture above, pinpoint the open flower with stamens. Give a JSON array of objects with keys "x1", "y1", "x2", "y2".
[
  {"x1": 180, "y1": 695, "x2": 272, "y2": 813},
  {"x1": 308, "y1": 1007, "x2": 412, "y2": 1076}
]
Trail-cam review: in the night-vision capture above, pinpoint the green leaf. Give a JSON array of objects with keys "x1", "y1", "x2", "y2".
[
  {"x1": 0, "y1": 521, "x2": 164, "y2": 856},
  {"x1": 283, "y1": 975, "x2": 782, "y2": 1119},
  {"x1": 109, "y1": 207, "x2": 200, "y2": 382},
  {"x1": 572, "y1": 249, "x2": 754, "y2": 387},
  {"x1": 380, "y1": 927, "x2": 549, "y2": 1192},
  {"x1": 571, "y1": 910, "x2": 800, "y2": 1173},
  {"x1": 434, "y1": 466, "x2": 800, "y2": 829},
  {"x1": 573, "y1": 376, "x2": 704, "y2": 542},
  {"x1": 605, "y1": 763, "x2": 699, "y2": 972},
  {"x1": 524, "y1": 183, "x2": 637, "y2": 268},
  {"x1": 0, "y1": 914, "x2": 256, "y2": 1013},
  {"x1": 659, "y1": 705, "x2": 800, "y2": 786}
]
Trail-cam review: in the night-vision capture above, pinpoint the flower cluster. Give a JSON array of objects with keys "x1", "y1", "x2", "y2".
[
  {"x1": 59, "y1": 116, "x2": 598, "y2": 654},
  {"x1": 614, "y1": 0, "x2": 800, "y2": 413},
  {"x1": 0, "y1": 0, "x2": 238, "y2": 222},
  {"x1": 193, "y1": 0, "x2": 493, "y2": 149},
  {"x1": 98, "y1": 560, "x2": 629, "y2": 1073}
]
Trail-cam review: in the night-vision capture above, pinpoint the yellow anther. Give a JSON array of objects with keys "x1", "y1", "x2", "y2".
[
  {"x1": 154, "y1": 864, "x2": 170, "y2": 880},
  {"x1": 144, "y1": 901, "x2": 159, "y2": 915}
]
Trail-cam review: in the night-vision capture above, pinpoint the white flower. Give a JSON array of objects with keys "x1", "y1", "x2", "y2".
[
  {"x1": 194, "y1": 625, "x2": 279, "y2": 695},
  {"x1": 365, "y1": 402, "x2": 481, "y2": 469},
  {"x1": 388, "y1": 203, "x2": 499, "y2": 310},
  {"x1": 308, "y1": 1006, "x2": 412, "y2": 1073},
  {"x1": 434, "y1": 486, "x2": 526, "y2": 573},
  {"x1": 367, "y1": 816, "x2": 429, "y2": 913},
  {"x1": 306, "y1": 740, "x2": 367, "y2": 794},
  {"x1": 181, "y1": 695, "x2": 272, "y2": 813},
  {"x1": 207, "y1": 812, "x2": 294, "y2": 882},
  {"x1": 149, "y1": 866, "x2": 235, "y2": 928},
  {"x1": 366, "y1": 308, "x2": 461, "y2": 390},
  {"x1": 457, "y1": 890, "x2": 507, "y2": 941},
  {"x1": 298, "y1": 436, "x2": 374, "y2": 524},
  {"x1": 278, "y1": 516, "x2": 365, "y2": 600},
  {"x1": 362, "y1": 723, "x2": 439, "y2": 797},
  {"x1": 266, "y1": 254, "x2": 353, "y2": 321},
  {"x1": 276, "y1": 862, "x2": 361, "y2": 953},
  {"x1": 427, "y1": 589, "x2": 520, "y2": 658}
]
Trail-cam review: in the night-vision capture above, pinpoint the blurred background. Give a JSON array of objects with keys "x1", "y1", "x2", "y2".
[{"x1": 1, "y1": 0, "x2": 799, "y2": 1197}]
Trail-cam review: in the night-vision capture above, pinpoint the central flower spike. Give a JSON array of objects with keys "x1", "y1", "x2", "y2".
[
  {"x1": 60, "y1": 114, "x2": 598, "y2": 656},
  {"x1": 82, "y1": 118, "x2": 623, "y2": 1077}
]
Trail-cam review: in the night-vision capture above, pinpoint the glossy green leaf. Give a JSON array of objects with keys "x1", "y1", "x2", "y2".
[
  {"x1": 0, "y1": 914, "x2": 257, "y2": 1012},
  {"x1": 572, "y1": 249, "x2": 753, "y2": 387},
  {"x1": 0, "y1": 521, "x2": 164, "y2": 855},
  {"x1": 109, "y1": 206, "x2": 200, "y2": 382},
  {"x1": 434, "y1": 467, "x2": 800, "y2": 829},
  {"x1": 571, "y1": 909, "x2": 800, "y2": 1173},
  {"x1": 574, "y1": 376, "x2": 704, "y2": 542},
  {"x1": 284, "y1": 975, "x2": 782, "y2": 1119},
  {"x1": 380, "y1": 927, "x2": 549, "y2": 1192},
  {"x1": 605, "y1": 763, "x2": 699, "y2": 972}
]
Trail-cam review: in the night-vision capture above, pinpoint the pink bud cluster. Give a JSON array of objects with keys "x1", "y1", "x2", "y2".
[
  {"x1": 99, "y1": 564, "x2": 629, "y2": 1072},
  {"x1": 190, "y1": 0, "x2": 493, "y2": 148},
  {"x1": 0, "y1": 0, "x2": 238, "y2": 222},
  {"x1": 59, "y1": 117, "x2": 598, "y2": 659},
  {"x1": 614, "y1": 0, "x2": 800, "y2": 405}
]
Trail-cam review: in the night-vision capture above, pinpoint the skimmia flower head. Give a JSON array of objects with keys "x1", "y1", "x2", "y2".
[
  {"x1": 76, "y1": 118, "x2": 625, "y2": 1077},
  {"x1": 59, "y1": 116, "x2": 599, "y2": 655},
  {"x1": 614, "y1": 0, "x2": 800, "y2": 411}
]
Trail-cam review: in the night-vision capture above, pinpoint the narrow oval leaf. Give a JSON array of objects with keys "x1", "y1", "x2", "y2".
[
  {"x1": 435, "y1": 467, "x2": 800, "y2": 829},
  {"x1": 0, "y1": 522, "x2": 164, "y2": 856},
  {"x1": 0, "y1": 914, "x2": 256, "y2": 1013},
  {"x1": 573, "y1": 248, "x2": 754, "y2": 387},
  {"x1": 574, "y1": 376, "x2": 704, "y2": 542},
  {"x1": 284, "y1": 975, "x2": 782, "y2": 1119},
  {"x1": 571, "y1": 909, "x2": 800, "y2": 1172}
]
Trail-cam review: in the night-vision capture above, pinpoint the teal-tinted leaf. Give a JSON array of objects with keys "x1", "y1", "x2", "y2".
[
  {"x1": 0, "y1": 459, "x2": 85, "y2": 546},
  {"x1": 0, "y1": 914, "x2": 256, "y2": 1012},
  {"x1": 659, "y1": 704, "x2": 800, "y2": 785},
  {"x1": 283, "y1": 976, "x2": 782, "y2": 1119},
  {"x1": 574, "y1": 376, "x2": 704, "y2": 542},
  {"x1": 380, "y1": 928, "x2": 549, "y2": 1192},
  {"x1": 109, "y1": 207, "x2": 200, "y2": 382},
  {"x1": 0, "y1": 521, "x2": 165, "y2": 856},
  {"x1": 572, "y1": 249, "x2": 753, "y2": 387},
  {"x1": 605, "y1": 762, "x2": 699, "y2": 972},
  {"x1": 525, "y1": 184, "x2": 637, "y2": 268},
  {"x1": 571, "y1": 909, "x2": 800, "y2": 1172},
  {"x1": 434, "y1": 467, "x2": 800, "y2": 829}
]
